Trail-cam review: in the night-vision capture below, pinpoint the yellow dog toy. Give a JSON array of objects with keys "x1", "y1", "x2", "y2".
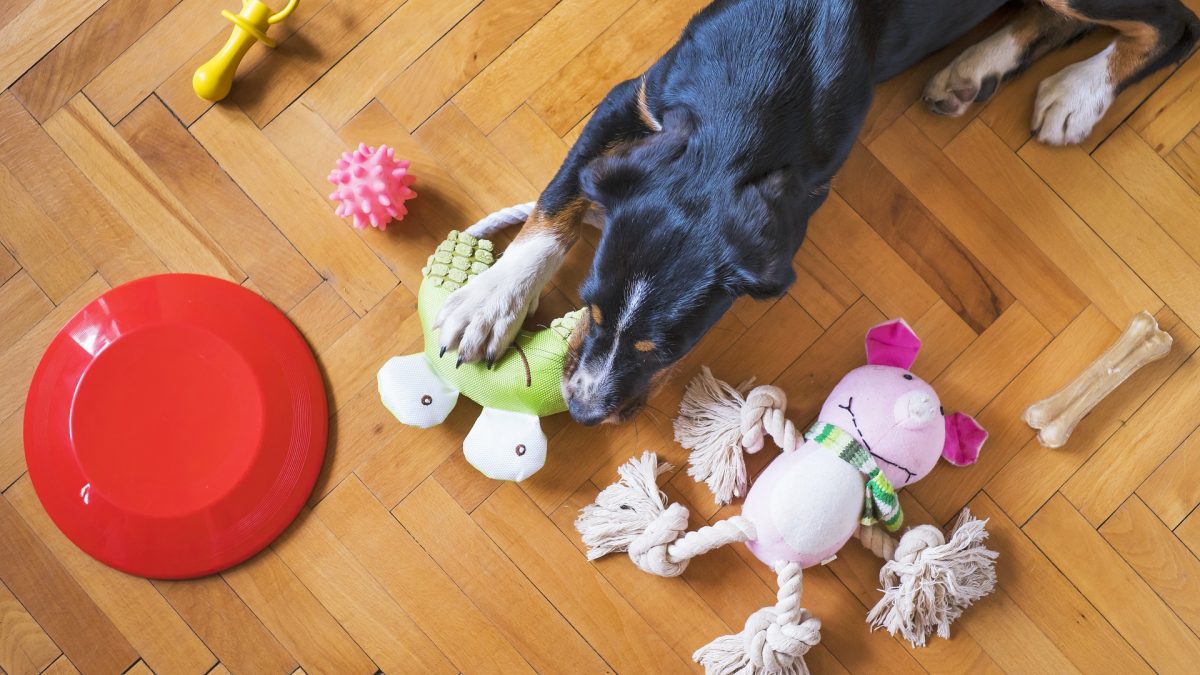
[{"x1": 193, "y1": 0, "x2": 299, "y2": 102}]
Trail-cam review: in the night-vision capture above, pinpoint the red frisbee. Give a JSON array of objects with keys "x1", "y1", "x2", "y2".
[{"x1": 24, "y1": 274, "x2": 327, "y2": 579}]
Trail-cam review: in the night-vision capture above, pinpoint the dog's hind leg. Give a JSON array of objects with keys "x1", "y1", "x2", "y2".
[
  {"x1": 925, "y1": 4, "x2": 1090, "y2": 117},
  {"x1": 1032, "y1": 0, "x2": 1200, "y2": 145}
]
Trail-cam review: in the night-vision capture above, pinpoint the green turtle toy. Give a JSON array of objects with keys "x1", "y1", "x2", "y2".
[{"x1": 378, "y1": 226, "x2": 581, "y2": 481}]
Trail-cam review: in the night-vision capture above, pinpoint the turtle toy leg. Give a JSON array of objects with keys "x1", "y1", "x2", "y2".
[
  {"x1": 465, "y1": 408, "x2": 548, "y2": 481},
  {"x1": 378, "y1": 354, "x2": 459, "y2": 428}
]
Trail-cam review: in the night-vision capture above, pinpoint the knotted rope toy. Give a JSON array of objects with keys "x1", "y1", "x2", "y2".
[
  {"x1": 577, "y1": 319, "x2": 998, "y2": 674},
  {"x1": 377, "y1": 203, "x2": 581, "y2": 481}
]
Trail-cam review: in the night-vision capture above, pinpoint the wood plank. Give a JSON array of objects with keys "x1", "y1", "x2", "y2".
[
  {"x1": 412, "y1": 103, "x2": 539, "y2": 212},
  {"x1": 489, "y1": 104, "x2": 570, "y2": 188},
  {"x1": 10, "y1": 0, "x2": 179, "y2": 121},
  {"x1": 868, "y1": 116, "x2": 1085, "y2": 333},
  {"x1": 709, "y1": 295, "x2": 821, "y2": 387},
  {"x1": 394, "y1": 479, "x2": 609, "y2": 674},
  {"x1": 526, "y1": 0, "x2": 707, "y2": 136},
  {"x1": 287, "y1": 283, "x2": 358, "y2": 355},
  {"x1": 42, "y1": 96, "x2": 243, "y2": 282},
  {"x1": 946, "y1": 120, "x2": 1160, "y2": 327},
  {"x1": 808, "y1": 192, "x2": 940, "y2": 321},
  {"x1": 229, "y1": 0, "x2": 405, "y2": 127},
  {"x1": 118, "y1": 96, "x2": 321, "y2": 310},
  {"x1": 222, "y1": 548, "x2": 378, "y2": 675},
  {"x1": 0, "y1": 94, "x2": 165, "y2": 287},
  {"x1": 314, "y1": 476, "x2": 533, "y2": 674},
  {"x1": 473, "y1": 483, "x2": 692, "y2": 673},
  {"x1": 788, "y1": 243, "x2": 860, "y2": 329},
  {"x1": 1129, "y1": 49, "x2": 1200, "y2": 154},
  {"x1": 968, "y1": 494, "x2": 1151, "y2": 673},
  {"x1": 0, "y1": 162, "x2": 92, "y2": 303},
  {"x1": 41, "y1": 655, "x2": 80, "y2": 675},
  {"x1": 1062, "y1": 349, "x2": 1200, "y2": 525},
  {"x1": 552, "y1": 483, "x2": 735, "y2": 666},
  {"x1": 910, "y1": 299, "x2": 977, "y2": 381},
  {"x1": 1095, "y1": 125, "x2": 1200, "y2": 266},
  {"x1": 0, "y1": 0, "x2": 106, "y2": 91},
  {"x1": 1020, "y1": 139, "x2": 1200, "y2": 335},
  {"x1": 908, "y1": 302, "x2": 1055, "y2": 521},
  {"x1": 454, "y1": 0, "x2": 638, "y2": 133},
  {"x1": 0, "y1": 409, "x2": 23, "y2": 492},
  {"x1": 270, "y1": 512, "x2": 455, "y2": 674},
  {"x1": 154, "y1": 576, "x2": 297, "y2": 675},
  {"x1": 190, "y1": 104, "x2": 398, "y2": 314},
  {"x1": 0, "y1": 272, "x2": 51, "y2": 357},
  {"x1": 378, "y1": 0, "x2": 559, "y2": 131},
  {"x1": 1101, "y1": 496, "x2": 1200, "y2": 636},
  {"x1": 987, "y1": 307, "x2": 1198, "y2": 524},
  {"x1": 319, "y1": 285, "x2": 420, "y2": 411},
  {"x1": 1025, "y1": 494, "x2": 1200, "y2": 673},
  {"x1": 1138, "y1": 427, "x2": 1200, "y2": 529},
  {"x1": 835, "y1": 143, "x2": 1013, "y2": 334},
  {"x1": 303, "y1": 0, "x2": 478, "y2": 127},
  {"x1": 0, "y1": 580, "x2": 60, "y2": 675},
  {"x1": 0, "y1": 495, "x2": 136, "y2": 675},
  {"x1": 84, "y1": 0, "x2": 231, "y2": 123},
  {"x1": 6, "y1": 478, "x2": 216, "y2": 675},
  {"x1": 0, "y1": 275, "x2": 107, "y2": 425}
]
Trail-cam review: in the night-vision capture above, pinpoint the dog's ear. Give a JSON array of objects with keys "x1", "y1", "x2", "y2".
[
  {"x1": 720, "y1": 169, "x2": 800, "y2": 299},
  {"x1": 580, "y1": 109, "x2": 692, "y2": 206}
]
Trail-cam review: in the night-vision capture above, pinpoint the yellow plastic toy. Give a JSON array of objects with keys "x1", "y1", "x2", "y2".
[{"x1": 193, "y1": 0, "x2": 299, "y2": 102}]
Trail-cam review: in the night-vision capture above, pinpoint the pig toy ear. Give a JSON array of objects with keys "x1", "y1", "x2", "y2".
[
  {"x1": 865, "y1": 319, "x2": 921, "y2": 369},
  {"x1": 943, "y1": 412, "x2": 987, "y2": 466}
]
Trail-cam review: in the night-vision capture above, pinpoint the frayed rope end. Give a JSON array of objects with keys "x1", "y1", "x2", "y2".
[
  {"x1": 866, "y1": 508, "x2": 998, "y2": 647},
  {"x1": 675, "y1": 367, "x2": 755, "y2": 505}
]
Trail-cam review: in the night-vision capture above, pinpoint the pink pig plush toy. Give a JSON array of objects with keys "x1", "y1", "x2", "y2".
[{"x1": 577, "y1": 319, "x2": 997, "y2": 675}]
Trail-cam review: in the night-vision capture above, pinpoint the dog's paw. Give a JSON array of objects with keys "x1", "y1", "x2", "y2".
[
  {"x1": 435, "y1": 264, "x2": 539, "y2": 365},
  {"x1": 924, "y1": 31, "x2": 1021, "y2": 117},
  {"x1": 1033, "y1": 46, "x2": 1115, "y2": 146}
]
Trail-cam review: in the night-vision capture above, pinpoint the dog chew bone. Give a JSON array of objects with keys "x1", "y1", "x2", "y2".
[{"x1": 1024, "y1": 311, "x2": 1172, "y2": 449}]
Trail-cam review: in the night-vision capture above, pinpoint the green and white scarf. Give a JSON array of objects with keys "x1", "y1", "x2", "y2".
[{"x1": 805, "y1": 421, "x2": 903, "y2": 532}]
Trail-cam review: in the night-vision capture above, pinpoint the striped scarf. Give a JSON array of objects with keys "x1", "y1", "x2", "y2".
[{"x1": 805, "y1": 421, "x2": 903, "y2": 532}]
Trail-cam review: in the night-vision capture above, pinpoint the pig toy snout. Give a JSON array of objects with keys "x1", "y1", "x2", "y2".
[{"x1": 895, "y1": 390, "x2": 939, "y2": 429}]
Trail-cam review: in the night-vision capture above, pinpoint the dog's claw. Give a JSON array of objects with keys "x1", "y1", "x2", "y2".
[
  {"x1": 455, "y1": 358, "x2": 463, "y2": 369},
  {"x1": 439, "y1": 346, "x2": 447, "y2": 358}
]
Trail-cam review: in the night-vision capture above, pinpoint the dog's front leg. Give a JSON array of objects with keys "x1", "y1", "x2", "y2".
[
  {"x1": 435, "y1": 77, "x2": 652, "y2": 365},
  {"x1": 435, "y1": 201, "x2": 585, "y2": 365}
]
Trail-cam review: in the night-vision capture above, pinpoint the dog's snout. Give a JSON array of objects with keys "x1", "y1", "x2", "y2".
[
  {"x1": 895, "y1": 390, "x2": 938, "y2": 429},
  {"x1": 568, "y1": 397, "x2": 609, "y2": 426}
]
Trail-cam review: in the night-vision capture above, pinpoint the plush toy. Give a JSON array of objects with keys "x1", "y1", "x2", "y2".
[
  {"x1": 328, "y1": 143, "x2": 417, "y2": 230},
  {"x1": 577, "y1": 319, "x2": 997, "y2": 674},
  {"x1": 378, "y1": 226, "x2": 580, "y2": 481}
]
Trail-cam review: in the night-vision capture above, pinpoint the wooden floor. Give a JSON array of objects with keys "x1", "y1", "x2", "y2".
[{"x1": 4, "y1": 1, "x2": 1200, "y2": 674}]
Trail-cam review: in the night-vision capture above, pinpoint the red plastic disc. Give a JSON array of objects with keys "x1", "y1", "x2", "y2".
[{"x1": 24, "y1": 274, "x2": 327, "y2": 579}]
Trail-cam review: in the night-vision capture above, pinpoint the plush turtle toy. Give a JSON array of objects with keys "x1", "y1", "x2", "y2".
[{"x1": 378, "y1": 230, "x2": 580, "y2": 482}]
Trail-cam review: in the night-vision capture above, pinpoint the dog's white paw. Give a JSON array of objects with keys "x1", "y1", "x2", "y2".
[
  {"x1": 925, "y1": 29, "x2": 1022, "y2": 117},
  {"x1": 1033, "y1": 45, "x2": 1115, "y2": 146},
  {"x1": 435, "y1": 264, "x2": 539, "y2": 364}
]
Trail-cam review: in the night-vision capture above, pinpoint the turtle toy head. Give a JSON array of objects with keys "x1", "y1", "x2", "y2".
[{"x1": 378, "y1": 231, "x2": 581, "y2": 482}]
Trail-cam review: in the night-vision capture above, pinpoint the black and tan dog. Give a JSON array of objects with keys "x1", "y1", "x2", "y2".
[{"x1": 435, "y1": 0, "x2": 1200, "y2": 425}]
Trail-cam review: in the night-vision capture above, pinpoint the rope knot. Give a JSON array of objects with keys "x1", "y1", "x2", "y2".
[
  {"x1": 893, "y1": 525, "x2": 945, "y2": 564},
  {"x1": 628, "y1": 503, "x2": 691, "y2": 577}
]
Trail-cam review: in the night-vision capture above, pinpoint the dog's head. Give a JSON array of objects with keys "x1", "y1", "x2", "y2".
[{"x1": 562, "y1": 109, "x2": 806, "y2": 425}]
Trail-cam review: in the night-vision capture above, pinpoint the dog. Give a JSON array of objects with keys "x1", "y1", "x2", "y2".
[{"x1": 435, "y1": 0, "x2": 1200, "y2": 426}]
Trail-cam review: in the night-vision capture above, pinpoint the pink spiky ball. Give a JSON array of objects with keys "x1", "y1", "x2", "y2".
[{"x1": 327, "y1": 143, "x2": 416, "y2": 230}]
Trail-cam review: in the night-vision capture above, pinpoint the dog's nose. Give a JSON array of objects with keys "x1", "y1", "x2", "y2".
[
  {"x1": 895, "y1": 390, "x2": 938, "y2": 429},
  {"x1": 568, "y1": 397, "x2": 609, "y2": 426}
]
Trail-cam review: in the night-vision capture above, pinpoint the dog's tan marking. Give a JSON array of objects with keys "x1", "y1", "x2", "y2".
[
  {"x1": 637, "y1": 78, "x2": 662, "y2": 132},
  {"x1": 1042, "y1": 0, "x2": 1162, "y2": 85},
  {"x1": 591, "y1": 305, "x2": 603, "y2": 326},
  {"x1": 634, "y1": 340, "x2": 656, "y2": 352}
]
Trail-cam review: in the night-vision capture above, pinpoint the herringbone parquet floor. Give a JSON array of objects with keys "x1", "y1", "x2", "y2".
[{"x1": 4, "y1": 1, "x2": 1200, "y2": 673}]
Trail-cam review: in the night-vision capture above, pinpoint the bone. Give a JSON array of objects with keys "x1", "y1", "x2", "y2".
[{"x1": 1024, "y1": 311, "x2": 1172, "y2": 449}]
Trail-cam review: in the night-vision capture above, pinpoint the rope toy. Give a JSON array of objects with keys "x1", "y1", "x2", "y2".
[
  {"x1": 578, "y1": 319, "x2": 998, "y2": 673},
  {"x1": 376, "y1": 203, "x2": 580, "y2": 481}
]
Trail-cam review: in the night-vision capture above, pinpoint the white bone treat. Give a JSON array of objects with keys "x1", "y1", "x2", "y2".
[{"x1": 1024, "y1": 311, "x2": 1172, "y2": 448}]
